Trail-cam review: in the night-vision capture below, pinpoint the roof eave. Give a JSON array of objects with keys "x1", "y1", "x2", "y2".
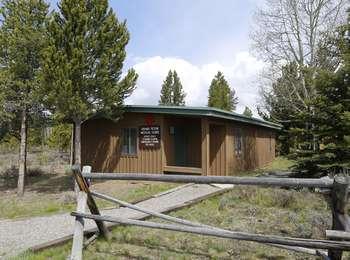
[{"x1": 124, "y1": 105, "x2": 282, "y2": 131}]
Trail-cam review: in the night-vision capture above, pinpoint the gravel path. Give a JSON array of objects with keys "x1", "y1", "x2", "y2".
[{"x1": 0, "y1": 184, "x2": 230, "y2": 258}]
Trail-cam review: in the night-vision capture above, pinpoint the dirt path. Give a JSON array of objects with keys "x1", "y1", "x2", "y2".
[{"x1": 0, "y1": 184, "x2": 231, "y2": 258}]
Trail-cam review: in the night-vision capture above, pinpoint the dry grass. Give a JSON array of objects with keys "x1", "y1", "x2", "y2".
[
  {"x1": 0, "y1": 150, "x2": 177, "y2": 219},
  {"x1": 2, "y1": 155, "x2": 334, "y2": 259},
  {"x1": 18, "y1": 186, "x2": 331, "y2": 260}
]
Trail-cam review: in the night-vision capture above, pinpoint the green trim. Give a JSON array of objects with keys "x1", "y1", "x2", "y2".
[{"x1": 123, "y1": 105, "x2": 282, "y2": 130}]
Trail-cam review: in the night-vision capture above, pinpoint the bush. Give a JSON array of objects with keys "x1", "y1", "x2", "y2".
[
  {"x1": 0, "y1": 134, "x2": 19, "y2": 153},
  {"x1": 27, "y1": 167, "x2": 44, "y2": 177},
  {"x1": 46, "y1": 124, "x2": 72, "y2": 152}
]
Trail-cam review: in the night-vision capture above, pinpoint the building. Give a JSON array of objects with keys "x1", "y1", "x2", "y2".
[{"x1": 81, "y1": 105, "x2": 281, "y2": 176}]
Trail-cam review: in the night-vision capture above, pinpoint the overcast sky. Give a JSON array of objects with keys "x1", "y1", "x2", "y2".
[{"x1": 49, "y1": 0, "x2": 265, "y2": 114}]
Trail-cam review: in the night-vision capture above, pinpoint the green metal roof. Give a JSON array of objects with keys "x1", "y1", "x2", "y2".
[{"x1": 123, "y1": 105, "x2": 282, "y2": 130}]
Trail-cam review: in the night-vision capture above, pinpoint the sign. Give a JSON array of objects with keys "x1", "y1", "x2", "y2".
[
  {"x1": 144, "y1": 114, "x2": 155, "y2": 126},
  {"x1": 139, "y1": 125, "x2": 161, "y2": 149}
]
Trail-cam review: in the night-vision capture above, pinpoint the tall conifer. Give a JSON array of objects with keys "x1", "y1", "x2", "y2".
[
  {"x1": 0, "y1": 0, "x2": 49, "y2": 195},
  {"x1": 172, "y1": 71, "x2": 186, "y2": 106},
  {"x1": 208, "y1": 71, "x2": 238, "y2": 111},
  {"x1": 41, "y1": 0, "x2": 137, "y2": 174},
  {"x1": 159, "y1": 70, "x2": 186, "y2": 106},
  {"x1": 159, "y1": 70, "x2": 173, "y2": 105}
]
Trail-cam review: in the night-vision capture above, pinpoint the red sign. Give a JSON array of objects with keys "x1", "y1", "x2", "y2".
[{"x1": 144, "y1": 114, "x2": 155, "y2": 126}]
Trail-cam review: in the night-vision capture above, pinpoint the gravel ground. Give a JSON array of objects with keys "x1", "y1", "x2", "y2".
[{"x1": 0, "y1": 184, "x2": 229, "y2": 258}]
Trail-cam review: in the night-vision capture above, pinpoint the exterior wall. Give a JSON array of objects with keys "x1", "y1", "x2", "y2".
[
  {"x1": 226, "y1": 122, "x2": 276, "y2": 174},
  {"x1": 81, "y1": 112, "x2": 277, "y2": 176},
  {"x1": 256, "y1": 128, "x2": 276, "y2": 167},
  {"x1": 81, "y1": 113, "x2": 163, "y2": 173},
  {"x1": 209, "y1": 124, "x2": 226, "y2": 176}
]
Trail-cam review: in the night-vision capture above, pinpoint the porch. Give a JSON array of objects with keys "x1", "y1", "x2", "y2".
[{"x1": 162, "y1": 116, "x2": 226, "y2": 175}]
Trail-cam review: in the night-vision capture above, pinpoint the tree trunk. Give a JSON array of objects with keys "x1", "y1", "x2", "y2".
[
  {"x1": 70, "y1": 125, "x2": 75, "y2": 166},
  {"x1": 17, "y1": 109, "x2": 27, "y2": 196},
  {"x1": 74, "y1": 119, "x2": 82, "y2": 193}
]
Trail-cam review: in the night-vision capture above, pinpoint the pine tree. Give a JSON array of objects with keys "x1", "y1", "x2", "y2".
[
  {"x1": 159, "y1": 70, "x2": 173, "y2": 105},
  {"x1": 172, "y1": 71, "x2": 186, "y2": 106},
  {"x1": 208, "y1": 71, "x2": 238, "y2": 111},
  {"x1": 158, "y1": 70, "x2": 186, "y2": 106},
  {"x1": 243, "y1": 106, "x2": 253, "y2": 117},
  {"x1": 294, "y1": 11, "x2": 350, "y2": 176},
  {"x1": 41, "y1": 0, "x2": 138, "y2": 174},
  {"x1": 0, "y1": 0, "x2": 49, "y2": 196}
]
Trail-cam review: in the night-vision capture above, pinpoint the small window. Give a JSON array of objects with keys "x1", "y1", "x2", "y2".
[
  {"x1": 235, "y1": 129, "x2": 243, "y2": 155},
  {"x1": 122, "y1": 128, "x2": 137, "y2": 155}
]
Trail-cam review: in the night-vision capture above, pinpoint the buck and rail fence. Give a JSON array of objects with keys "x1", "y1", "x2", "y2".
[{"x1": 70, "y1": 165, "x2": 350, "y2": 260}]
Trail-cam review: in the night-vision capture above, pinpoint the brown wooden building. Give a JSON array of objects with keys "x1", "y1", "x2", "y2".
[{"x1": 81, "y1": 105, "x2": 281, "y2": 176}]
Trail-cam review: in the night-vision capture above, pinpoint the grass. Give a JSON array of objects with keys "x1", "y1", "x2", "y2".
[
  {"x1": 0, "y1": 150, "x2": 177, "y2": 220},
  {"x1": 0, "y1": 179, "x2": 177, "y2": 219},
  {"x1": 260, "y1": 156, "x2": 295, "y2": 172},
  {"x1": 12, "y1": 156, "x2": 335, "y2": 260},
  {"x1": 235, "y1": 156, "x2": 295, "y2": 176},
  {"x1": 17, "y1": 186, "x2": 330, "y2": 260}
]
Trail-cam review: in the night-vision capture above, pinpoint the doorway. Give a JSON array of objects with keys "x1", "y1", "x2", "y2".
[
  {"x1": 209, "y1": 124, "x2": 226, "y2": 175},
  {"x1": 174, "y1": 127, "x2": 186, "y2": 166}
]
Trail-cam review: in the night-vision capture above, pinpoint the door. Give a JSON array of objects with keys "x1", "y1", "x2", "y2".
[
  {"x1": 174, "y1": 127, "x2": 186, "y2": 166},
  {"x1": 209, "y1": 124, "x2": 226, "y2": 175}
]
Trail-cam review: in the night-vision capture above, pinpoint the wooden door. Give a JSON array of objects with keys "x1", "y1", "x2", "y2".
[
  {"x1": 209, "y1": 125, "x2": 226, "y2": 175},
  {"x1": 174, "y1": 127, "x2": 186, "y2": 166}
]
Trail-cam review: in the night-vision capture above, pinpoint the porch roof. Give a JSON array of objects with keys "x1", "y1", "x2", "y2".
[{"x1": 124, "y1": 105, "x2": 282, "y2": 130}]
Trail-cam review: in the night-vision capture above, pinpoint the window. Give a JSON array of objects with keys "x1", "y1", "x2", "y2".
[
  {"x1": 122, "y1": 128, "x2": 137, "y2": 155},
  {"x1": 235, "y1": 129, "x2": 243, "y2": 155}
]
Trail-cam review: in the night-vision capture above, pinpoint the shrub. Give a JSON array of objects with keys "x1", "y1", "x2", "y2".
[
  {"x1": 0, "y1": 134, "x2": 19, "y2": 153},
  {"x1": 46, "y1": 124, "x2": 72, "y2": 152}
]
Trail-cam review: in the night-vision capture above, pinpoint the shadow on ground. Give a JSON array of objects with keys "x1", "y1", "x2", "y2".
[{"x1": 0, "y1": 169, "x2": 74, "y2": 194}]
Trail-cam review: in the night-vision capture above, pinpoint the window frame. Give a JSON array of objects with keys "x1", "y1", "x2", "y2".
[{"x1": 121, "y1": 127, "x2": 138, "y2": 157}]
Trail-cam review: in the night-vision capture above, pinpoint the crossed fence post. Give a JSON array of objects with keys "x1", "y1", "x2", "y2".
[{"x1": 70, "y1": 165, "x2": 110, "y2": 260}]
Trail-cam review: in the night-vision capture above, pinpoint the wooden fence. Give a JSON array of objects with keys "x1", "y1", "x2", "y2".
[{"x1": 70, "y1": 165, "x2": 350, "y2": 260}]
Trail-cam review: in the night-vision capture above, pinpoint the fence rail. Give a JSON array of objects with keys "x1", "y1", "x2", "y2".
[
  {"x1": 83, "y1": 172, "x2": 334, "y2": 188},
  {"x1": 70, "y1": 166, "x2": 350, "y2": 260}
]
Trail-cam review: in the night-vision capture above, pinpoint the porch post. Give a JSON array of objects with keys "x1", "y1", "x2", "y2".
[
  {"x1": 161, "y1": 116, "x2": 166, "y2": 173},
  {"x1": 201, "y1": 118, "x2": 210, "y2": 175}
]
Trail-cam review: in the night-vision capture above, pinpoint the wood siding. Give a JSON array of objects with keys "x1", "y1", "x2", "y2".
[
  {"x1": 81, "y1": 113, "x2": 163, "y2": 173},
  {"x1": 226, "y1": 122, "x2": 276, "y2": 174},
  {"x1": 209, "y1": 124, "x2": 226, "y2": 176},
  {"x1": 81, "y1": 113, "x2": 277, "y2": 176}
]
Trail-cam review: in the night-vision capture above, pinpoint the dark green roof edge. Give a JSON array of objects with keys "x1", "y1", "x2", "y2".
[{"x1": 123, "y1": 105, "x2": 282, "y2": 130}]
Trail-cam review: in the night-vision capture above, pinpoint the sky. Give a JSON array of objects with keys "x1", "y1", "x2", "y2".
[{"x1": 49, "y1": 0, "x2": 265, "y2": 114}]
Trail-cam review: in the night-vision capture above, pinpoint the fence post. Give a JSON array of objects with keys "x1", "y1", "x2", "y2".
[
  {"x1": 70, "y1": 191, "x2": 87, "y2": 260},
  {"x1": 72, "y1": 165, "x2": 110, "y2": 241},
  {"x1": 328, "y1": 174, "x2": 350, "y2": 260}
]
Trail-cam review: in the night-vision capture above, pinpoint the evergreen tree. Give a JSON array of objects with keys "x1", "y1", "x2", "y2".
[
  {"x1": 243, "y1": 106, "x2": 253, "y2": 117},
  {"x1": 208, "y1": 71, "x2": 238, "y2": 111},
  {"x1": 158, "y1": 70, "x2": 186, "y2": 106},
  {"x1": 159, "y1": 70, "x2": 173, "y2": 105},
  {"x1": 0, "y1": 0, "x2": 49, "y2": 195},
  {"x1": 172, "y1": 71, "x2": 186, "y2": 106},
  {"x1": 41, "y1": 0, "x2": 138, "y2": 174},
  {"x1": 294, "y1": 11, "x2": 350, "y2": 176}
]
